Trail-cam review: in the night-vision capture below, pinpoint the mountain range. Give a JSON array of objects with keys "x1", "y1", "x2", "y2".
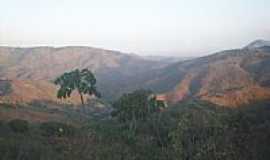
[
  {"x1": 0, "y1": 40, "x2": 270, "y2": 107},
  {"x1": 0, "y1": 46, "x2": 170, "y2": 103}
]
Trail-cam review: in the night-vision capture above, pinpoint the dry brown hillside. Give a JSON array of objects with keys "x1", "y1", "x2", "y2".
[
  {"x1": 154, "y1": 45, "x2": 270, "y2": 107},
  {"x1": 0, "y1": 46, "x2": 168, "y2": 103},
  {"x1": 1, "y1": 41, "x2": 270, "y2": 107},
  {"x1": 0, "y1": 79, "x2": 82, "y2": 104}
]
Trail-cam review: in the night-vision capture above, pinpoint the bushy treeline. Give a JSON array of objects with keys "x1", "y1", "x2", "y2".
[
  {"x1": 0, "y1": 91, "x2": 270, "y2": 160},
  {"x1": 170, "y1": 101, "x2": 270, "y2": 160}
]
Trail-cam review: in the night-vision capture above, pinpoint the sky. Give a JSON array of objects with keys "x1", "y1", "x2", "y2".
[{"x1": 1, "y1": 0, "x2": 270, "y2": 56}]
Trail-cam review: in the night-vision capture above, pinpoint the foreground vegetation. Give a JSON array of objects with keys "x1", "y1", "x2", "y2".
[{"x1": 0, "y1": 95, "x2": 270, "y2": 160}]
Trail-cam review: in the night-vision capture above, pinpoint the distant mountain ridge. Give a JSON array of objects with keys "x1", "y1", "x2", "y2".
[
  {"x1": 0, "y1": 46, "x2": 161, "y2": 80},
  {"x1": 0, "y1": 46, "x2": 173, "y2": 102},
  {"x1": 1, "y1": 40, "x2": 270, "y2": 107},
  {"x1": 108, "y1": 40, "x2": 270, "y2": 107},
  {"x1": 244, "y1": 39, "x2": 270, "y2": 49},
  {"x1": 141, "y1": 41, "x2": 270, "y2": 106}
]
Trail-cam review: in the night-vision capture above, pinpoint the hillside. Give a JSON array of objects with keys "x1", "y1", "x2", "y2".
[
  {"x1": 0, "y1": 79, "x2": 83, "y2": 104},
  {"x1": 130, "y1": 40, "x2": 270, "y2": 106},
  {"x1": 0, "y1": 46, "x2": 167, "y2": 80},
  {"x1": 0, "y1": 46, "x2": 171, "y2": 102},
  {"x1": 1, "y1": 40, "x2": 270, "y2": 107}
]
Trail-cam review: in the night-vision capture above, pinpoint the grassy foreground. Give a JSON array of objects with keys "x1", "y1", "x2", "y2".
[{"x1": 0, "y1": 100, "x2": 270, "y2": 160}]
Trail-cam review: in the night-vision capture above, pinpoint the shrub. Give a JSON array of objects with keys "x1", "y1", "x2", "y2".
[
  {"x1": 0, "y1": 80, "x2": 12, "y2": 96},
  {"x1": 8, "y1": 119, "x2": 29, "y2": 133},
  {"x1": 40, "y1": 122, "x2": 76, "y2": 137},
  {"x1": 112, "y1": 90, "x2": 165, "y2": 122}
]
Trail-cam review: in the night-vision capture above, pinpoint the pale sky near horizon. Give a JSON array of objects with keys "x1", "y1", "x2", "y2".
[{"x1": 1, "y1": 0, "x2": 270, "y2": 56}]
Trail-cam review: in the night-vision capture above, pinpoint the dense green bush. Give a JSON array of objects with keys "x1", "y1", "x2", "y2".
[
  {"x1": 112, "y1": 89, "x2": 165, "y2": 122},
  {"x1": 170, "y1": 100, "x2": 270, "y2": 160},
  {"x1": 8, "y1": 119, "x2": 29, "y2": 133}
]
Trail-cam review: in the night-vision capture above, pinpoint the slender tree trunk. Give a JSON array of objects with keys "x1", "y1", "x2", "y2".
[
  {"x1": 79, "y1": 92, "x2": 85, "y2": 122},
  {"x1": 79, "y1": 93, "x2": 85, "y2": 106}
]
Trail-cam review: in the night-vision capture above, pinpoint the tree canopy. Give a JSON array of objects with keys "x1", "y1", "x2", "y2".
[
  {"x1": 54, "y1": 68, "x2": 100, "y2": 105},
  {"x1": 111, "y1": 90, "x2": 165, "y2": 122}
]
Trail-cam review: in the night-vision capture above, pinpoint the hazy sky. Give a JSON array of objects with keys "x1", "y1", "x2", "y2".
[{"x1": 1, "y1": 0, "x2": 270, "y2": 56}]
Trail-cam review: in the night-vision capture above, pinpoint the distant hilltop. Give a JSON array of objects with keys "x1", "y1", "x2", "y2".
[{"x1": 244, "y1": 39, "x2": 270, "y2": 49}]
